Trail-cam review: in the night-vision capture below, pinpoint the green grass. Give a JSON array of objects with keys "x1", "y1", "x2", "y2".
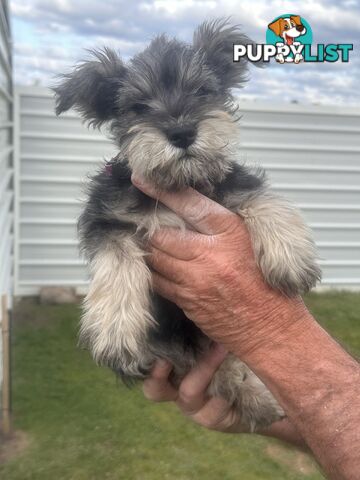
[{"x1": 1, "y1": 291, "x2": 359, "y2": 480}]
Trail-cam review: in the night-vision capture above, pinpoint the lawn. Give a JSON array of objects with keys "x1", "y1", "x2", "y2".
[{"x1": 1, "y1": 291, "x2": 359, "y2": 480}]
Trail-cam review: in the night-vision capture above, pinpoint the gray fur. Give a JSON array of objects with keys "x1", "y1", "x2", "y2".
[{"x1": 54, "y1": 18, "x2": 321, "y2": 432}]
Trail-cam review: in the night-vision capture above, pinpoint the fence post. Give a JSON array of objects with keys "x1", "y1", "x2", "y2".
[{"x1": 1, "y1": 294, "x2": 11, "y2": 435}]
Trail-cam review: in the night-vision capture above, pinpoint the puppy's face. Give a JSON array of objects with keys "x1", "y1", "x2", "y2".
[
  {"x1": 54, "y1": 19, "x2": 252, "y2": 190},
  {"x1": 114, "y1": 36, "x2": 242, "y2": 190},
  {"x1": 268, "y1": 16, "x2": 306, "y2": 45}
]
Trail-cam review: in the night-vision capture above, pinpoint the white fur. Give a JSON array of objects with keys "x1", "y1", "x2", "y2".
[
  {"x1": 125, "y1": 110, "x2": 238, "y2": 189},
  {"x1": 80, "y1": 236, "x2": 155, "y2": 374},
  {"x1": 235, "y1": 190, "x2": 321, "y2": 294}
]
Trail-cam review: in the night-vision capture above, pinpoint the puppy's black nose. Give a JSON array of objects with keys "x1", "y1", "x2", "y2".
[
  {"x1": 296, "y1": 25, "x2": 304, "y2": 32},
  {"x1": 167, "y1": 126, "x2": 197, "y2": 149}
]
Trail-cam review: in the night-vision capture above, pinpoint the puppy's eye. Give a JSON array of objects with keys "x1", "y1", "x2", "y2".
[
  {"x1": 284, "y1": 24, "x2": 289, "y2": 30},
  {"x1": 131, "y1": 103, "x2": 150, "y2": 114}
]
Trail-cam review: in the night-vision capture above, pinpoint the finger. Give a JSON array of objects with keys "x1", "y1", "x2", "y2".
[
  {"x1": 151, "y1": 272, "x2": 180, "y2": 304},
  {"x1": 176, "y1": 344, "x2": 228, "y2": 415},
  {"x1": 191, "y1": 396, "x2": 243, "y2": 433},
  {"x1": 148, "y1": 247, "x2": 187, "y2": 284},
  {"x1": 131, "y1": 174, "x2": 238, "y2": 235},
  {"x1": 143, "y1": 360, "x2": 178, "y2": 402},
  {"x1": 150, "y1": 228, "x2": 207, "y2": 261}
]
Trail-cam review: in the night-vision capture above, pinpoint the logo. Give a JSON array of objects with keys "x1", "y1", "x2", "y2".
[
  {"x1": 267, "y1": 14, "x2": 312, "y2": 63},
  {"x1": 233, "y1": 14, "x2": 353, "y2": 64}
]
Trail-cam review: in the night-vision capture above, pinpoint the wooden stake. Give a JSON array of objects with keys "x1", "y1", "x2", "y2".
[{"x1": 1, "y1": 295, "x2": 11, "y2": 435}]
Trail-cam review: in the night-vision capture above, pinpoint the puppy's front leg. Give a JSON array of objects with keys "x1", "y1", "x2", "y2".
[
  {"x1": 80, "y1": 234, "x2": 155, "y2": 377},
  {"x1": 234, "y1": 190, "x2": 321, "y2": 295},
  {"x1": 275, "y1": 42, "x2": 285, "y2": 63}
]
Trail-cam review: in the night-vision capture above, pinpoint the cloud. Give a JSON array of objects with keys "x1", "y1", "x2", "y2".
[{"x1": 9, "y1": 0, "x2": 360, "y2": 105}]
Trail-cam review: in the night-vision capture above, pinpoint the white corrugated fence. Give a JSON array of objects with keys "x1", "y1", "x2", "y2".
[
  {"x1": 0, "y1": 0, "x2": 12, "y2": 419},
  {"x1": 13, "y1": 86, "x2": 360, "y2": 295}
]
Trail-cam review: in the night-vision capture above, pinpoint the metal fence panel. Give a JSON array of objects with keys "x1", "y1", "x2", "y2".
[
  {"x1": 15, "y1": 86, "x2": 360, "y2": 295},
  {"x1": 15, "y1": 86, "x2": 117, "y2": 295}
]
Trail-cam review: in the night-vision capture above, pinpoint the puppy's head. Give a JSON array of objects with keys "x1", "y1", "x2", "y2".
[
  {"x1": 54, "y1": 19, "x2": 253, "y2": 190},
  {"x1": 268, "y1": 16, "x2": 306, "y2": 45}
]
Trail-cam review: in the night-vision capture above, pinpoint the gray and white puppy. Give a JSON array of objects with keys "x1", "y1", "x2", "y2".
[{"x1": 54, "y1": 19, "x2": 321, "y2": 431}]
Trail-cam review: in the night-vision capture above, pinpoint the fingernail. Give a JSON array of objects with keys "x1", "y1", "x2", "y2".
[
  {"x1": 131, "y1": 173, "x2": 145, "y2": 186},
  {"x1": 131, "y1": 174, "x2": 157, "y2": 196}
]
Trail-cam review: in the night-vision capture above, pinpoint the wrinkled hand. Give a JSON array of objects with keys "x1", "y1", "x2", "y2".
[
  {"x1": 144, "y1": 348, "x2": 307, "y2": 448},
  {"x1": 132, "y1": 175, "x2": 306, "y2": 357},
  {"x1": 143, "y1": 344, "x2": 247, "y2": 433}
]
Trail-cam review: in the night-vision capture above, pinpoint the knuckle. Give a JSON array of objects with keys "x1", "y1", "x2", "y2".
[
  {"x1": 148, "y1": 250, "x2": 160, "y2": 267},
  {"x1": 174, "y1": 269, "x2": 187, "y2": 285},
  {"x1": 178, "y1": 383, "x2": 199, "y2": 405},
  {"x1": 155, "y1": 229, "x2": 172, "y2": 246},
  {"x1": 169, "y1": 285, "x2": 181, "y2": 304},
  {"x1": 183, "y1": 198, "x2": 211, "y2": 225},
  {"x1": 221, "y1": 264, "x2": 239, "y2": 284},
  {"x1": 176, "y1": 288, "x2": 194, "y2": 310}
]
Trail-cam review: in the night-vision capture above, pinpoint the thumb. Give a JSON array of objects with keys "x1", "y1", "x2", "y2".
[{"x1": 131, "y1": 175, "x2": 238, "y2": 235}]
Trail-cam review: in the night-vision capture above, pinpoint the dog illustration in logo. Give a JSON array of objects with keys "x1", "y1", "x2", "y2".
[{"x1": 268, "y1": 15, "x2": 306, "y2": 63}]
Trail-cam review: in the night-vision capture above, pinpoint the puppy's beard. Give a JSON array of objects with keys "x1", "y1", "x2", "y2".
[{"x1": 124, "y1": 110, "x2": 238, "y2": 190}]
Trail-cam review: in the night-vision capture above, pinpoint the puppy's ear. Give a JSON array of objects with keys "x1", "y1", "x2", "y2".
[
  {"x1": 268, "y1": 19, "x2": 282, "y2": 37},
  {"x1": 290, "y1": 15, "x2": 302, "y2": 26},
  {"x1": 53, "y1": 48, "x2": 127, "y2": 127},
  {"x1": 193, "y1": 18, "x2": 254, "y2": 90}
]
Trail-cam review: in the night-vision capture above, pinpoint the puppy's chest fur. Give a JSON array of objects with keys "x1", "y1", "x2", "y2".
[{"x1": 83, "y1": 158, "x2": 264, "y2": 241}]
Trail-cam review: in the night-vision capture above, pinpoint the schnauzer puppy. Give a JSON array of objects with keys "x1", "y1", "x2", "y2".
[{"x1": 54, "y1": 19, "x2": 321, "y2": 431}]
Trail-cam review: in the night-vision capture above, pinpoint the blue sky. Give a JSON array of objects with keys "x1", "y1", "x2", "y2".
[{"x1": 10, "y1": 0, "x2": 360, "y2": 105}]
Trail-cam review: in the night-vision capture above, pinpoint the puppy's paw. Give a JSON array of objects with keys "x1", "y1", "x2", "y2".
[
  {"x1": 239, "y1": 386, "x2": 285, "y2": 432},
  {"x1": 209, "y1": 355, "x2": 285, "y2": 432},
  {"x1": 239, "y1": 192, "x2": 321, "y2": 296},
  {"x1": 253, "y1": 219, "x2": 322, "y2": 296},
  {"x1": 261, "y1": 246, "x2": 322, "y2": 296}
]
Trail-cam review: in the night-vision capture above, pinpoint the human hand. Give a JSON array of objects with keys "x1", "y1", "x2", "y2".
[
  {"x1": 132, "y1": 175, "x2": 308, "y2": 358},
  {"x1": 143, "y1": 344, "x2": 248, "y2": 433},
  {"x1": 143, "y1": 347, "x2": 307, "y2": 448},
  {"x1": 132, "y1": 178, "x2": 360, "y2": 478}
]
